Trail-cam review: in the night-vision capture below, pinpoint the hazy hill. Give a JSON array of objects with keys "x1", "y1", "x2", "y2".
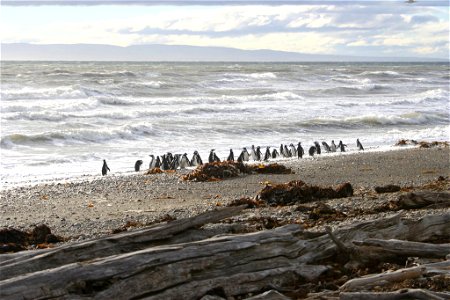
[{"x1": 1, "y1": 43, "x2": 446, "y2": 62}]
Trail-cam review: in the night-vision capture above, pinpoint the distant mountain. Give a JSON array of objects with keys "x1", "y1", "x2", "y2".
[{"x1": 1, "y1": 43, "x2": 447, "y2": 62}]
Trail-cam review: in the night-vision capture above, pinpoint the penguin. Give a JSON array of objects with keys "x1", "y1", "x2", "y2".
[
  {"x1": 330, "y1": 140, "x2": 337, "y2": 152},
  {"x1": 213, "y1": 151, "x2": 221, "y2": 162},
  {"x1": 308, "y1": 146, "x2": 316, "y2": 157},
  {"x1": 284, "y1": 145, "x2": 291, "y2": 157},
  {"x1": 170, "y1": 154, "x2": 181, "y2": 170},
  {"x1": 102, "y1": 159, "x2": 110, "y2": 176},
  {"x1": 241, "y1": 148, "x2": 250, "y2": 161},
  {"x1": 154, "y1": 156, "x2": 161, "y2": 169},
  {"x1": 297, "y1": 142, "x2": 304, "y2": 159},
  {"x1": 161, "y1": 155, "x2": 170, "y2": 170},
  {"x1": 250, "y1": 145, "x2": 258, "y2": 161},
  {"x1": 271, "y1": 148, "x2": 279, "y2": 159},
  {"x1": 166, "y1": 153, "x2": 174, "y2": 167},
  {"x1": 322, "y1": 142, "x2": 331, "y2": 153},
  {"x1": 314, "y1": 141, "x2": 321, "y2": 155},
  {"x1": 149, "y1": 155, "x2": 156, "y2": 169},
  {"x1": 208, "y1": 149, "x2": 215, "y2": 163},
  {"x1": 179, "y1": 153, "x2": 190, "y2": 169},
  {"x1": 357, "y1": 138, "x2": 364, "y2": 151},
  {"x1": 134, "y1": 160, "x2": 143, "y2": 172},
  {"x1": 289, "y1": 143, "x2": 297, "y2": 157},
  {"x1": 338, "y1": 140, "x2": 347, "y2": 152},
  {"x1": 264, "y1": 147, "x2": 271, "y2": 161},
  {"x1": 280, "y1": 144, "x2": 285, "y2": 157},
  {"x1": 237, "y1": 152, "x2": 244, "y2": 163},
  {"x1": 227, "y1": 149, "x2": 234, "y2": 162},
  {"x1": 191, "y1": 151, "x2": 203, "y2": 166},
  {"x1": 256, "y1": 146, "x2": 262, "y2": 161}
]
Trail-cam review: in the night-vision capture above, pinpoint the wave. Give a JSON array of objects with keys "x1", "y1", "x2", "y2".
[
  {"x1": 81, "y1": 71, "x2": 136, "y2": 78},
  {"x1": 359, "y1": 70, "x2": 400, "y2": 77},
  {"x1": 1, "y1": 86, "x2": 87, "y2": 101},
  {"x1": 0, "y1": 123, "x2": 159, "y2": 149},
  {"x1": 317, "y1": 84, "x2": 388, "y2": 95},
  {"x1": 299, "y1": 112, "x2": 448, "y2": 129}
]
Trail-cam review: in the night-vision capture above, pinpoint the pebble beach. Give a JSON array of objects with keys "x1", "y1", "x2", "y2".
[{"x1": 1, "y1": 146, "x2": 449, "y2": 242}]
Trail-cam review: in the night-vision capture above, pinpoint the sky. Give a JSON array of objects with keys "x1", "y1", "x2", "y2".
[{"x1": 1, "y1": 0, "x2": 449, "y2": 59}]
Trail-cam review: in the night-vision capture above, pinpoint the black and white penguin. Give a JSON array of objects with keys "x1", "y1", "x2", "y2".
[
  {"x1": 170, "y1": 154, "x2": 181, "y2": 170},
  {"x1": 154, "y1": 156, "x2": 161, "y2": 169},
  {"x1": 289, "y1": 143, "x2": 297, "y2": 157},
  {"x1": 264, "y1": 147, "x2": 271, "y2": 161},
  {"x1": 191, "y1": 151, "x2": 203, "y2": 166},
  {"x1": 330, "y1": 140, "x2": 337, "y2": 152},
  {"x1": 297, "y1": 142, "x2": 304, "y2": 159},
  {"x1": 280, "y1": 144, "x2": 285, "y2": 157},
  {"x1": 338, "y1": 140, "x2": 347, "y2": 152},
  {"x1": 272, "y1": 148, "x2": 279, "y2": 159},
  {"x1": 284, "y1": 145, "x2": 291, "y2": 157},
  {"x1": 149, "y1": 155, "x2": 156, "y2": 169},
  {"x1": 134, "y1": 160, "x2": 143, "y2": 172},
  {"x1": 314, "y1": 141, "x2": 321, "y2": 155},
  {"x1": 161, "y1": 155, "x2": 170, "y2": 170},
  {"x1": 102, "y1": 159, "x2": 110, "y2": 176},
  {"x1": 227, "y1": 149, "x2": 234, "y2": 161},
  {"x1": 209, "y1": 149, "x2": 220, "y2": 163},
  {"x1": 179, "y1": 153, "x2": 191, "y2": 169},
  {"x1": 255, "y1": 146, "x2": 262, "y2": 161},
  {"x1": 322, "y1": 142, "x2": 331, "y2": 153},
  {"x1": 241, "y1": 148, "x2": 250, "y2": 161},
  {"x1": 208, "y1": 149, "x2": 215, "y2": 163},
  {"x1": 357, "y1": 138, "x2": 364, "y2": 151},
  {"x1": 308, "y1": 146, "x2": 316, "y2": 157}
]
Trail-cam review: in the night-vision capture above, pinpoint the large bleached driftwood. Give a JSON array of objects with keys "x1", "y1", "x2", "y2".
[
  {"x1": 0, "y1": 205, "x2": 246, "y2": 280},
  {"x1": 0, "y1": 211, "x2": 449, "y2": 299}
]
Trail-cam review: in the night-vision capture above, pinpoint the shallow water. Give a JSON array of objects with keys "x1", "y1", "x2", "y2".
[{"x1": 1, "y1": 62, "x2": 449, "y2": 187}]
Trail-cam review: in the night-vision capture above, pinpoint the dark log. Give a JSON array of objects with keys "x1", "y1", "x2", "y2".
[{"x1": 394, "y1": 191, "x2": 450, "y2": 210}]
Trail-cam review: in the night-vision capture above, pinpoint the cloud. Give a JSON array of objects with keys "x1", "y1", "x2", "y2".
[{"x1": 1, "y1": 2, "x2": 448, "y2": 58}]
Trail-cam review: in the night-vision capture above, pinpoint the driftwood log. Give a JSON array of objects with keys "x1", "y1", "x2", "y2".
[{"x1": 0, "y1": 210, "x2": 449, "y2": 299}]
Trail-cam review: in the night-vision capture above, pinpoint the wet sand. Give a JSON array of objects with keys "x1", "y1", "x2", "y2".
[{"x1": 1, "y1": 146, "x2": 449, "y2": 241}]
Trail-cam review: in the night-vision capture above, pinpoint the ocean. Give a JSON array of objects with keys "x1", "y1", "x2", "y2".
[{"x1": 1, "y1": 62, "x2": 449, "y2": 187}]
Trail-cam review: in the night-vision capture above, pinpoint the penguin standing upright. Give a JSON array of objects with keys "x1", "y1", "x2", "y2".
[
  {"x1": 134, "y1": 160, "x2": 143, "y2": 172},
  {"x1": 271, "y1": 148, "x2": 279, "y2": 159},
  {"x1": 297, "y1": 142, "x2": 304, "y2": 159},
  {"x1": 338, "y1": 140, "x2": 347, "y2": 152},
  {"x1": 330, "y1": 140, "x2": 337, "y2": 152},
  {"x1": 264, "y1": 147, "x2": 271, "y2": 161},
  {"x1": 256, "y1": 146, "x2": 262, "y2": 161},
  {"x1": 314, "y1": 141, "x2": 321, "y2": 155},
  {"x1": 179, "y1": 153, "x2": 190, "y2": 169},
  {"x1": 357, "y1": 139, "x2": 364, "y2": 151},
  {"x1": 308, "y1": 146, "x2": 316, "y2": 157},
  {"x1": 289, "y1": 143, "x2": 297, "y2": 157},
  {"x1": 227, "y1": 149, "x2": 234, "y2": 161},
  {"x1": 149, "y1": 155, "x2": 156, "y2": 169},
  {"x1": 102, "y1": 160, "x2": 110, "y2": 176}
]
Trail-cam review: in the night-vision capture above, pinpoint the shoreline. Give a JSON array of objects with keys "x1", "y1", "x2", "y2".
[
  {"x1": 0, "y1": 144, "x2": 420, "y2": 190},
  {"x1": 1, "y1": 146, "x2": 449, "y2": 242}
]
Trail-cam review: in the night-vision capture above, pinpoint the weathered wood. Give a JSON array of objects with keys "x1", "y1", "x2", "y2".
[
  {"x1": 395, "y1": 191, "x2": 450, "y2": 209},
  {"x1": 1, "y1": 212, "x2": 449, "y2": 299},
  {"x1": 352, "y1": 239, "x2": 450, "y2": 260},
  {"x1": 0, "y1": 205, "x2": 245, "y2": 280},
  {"x1": 340, "y1": 260, "x2": 450, "y2": 292},
  {"x1": 244, "y1": 290, "x2": 291, "y2": 300},
  {"x1": 340, "y1": 289, "x2": 450, "y2": 300},
  {"x1": 0, "y1": 224, "x2": 329, "y2": 300}
]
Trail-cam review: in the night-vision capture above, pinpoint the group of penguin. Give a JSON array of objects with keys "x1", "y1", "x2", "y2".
[{"x1": 102, "y1": 139, "x2": 364, "y2": 176}]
